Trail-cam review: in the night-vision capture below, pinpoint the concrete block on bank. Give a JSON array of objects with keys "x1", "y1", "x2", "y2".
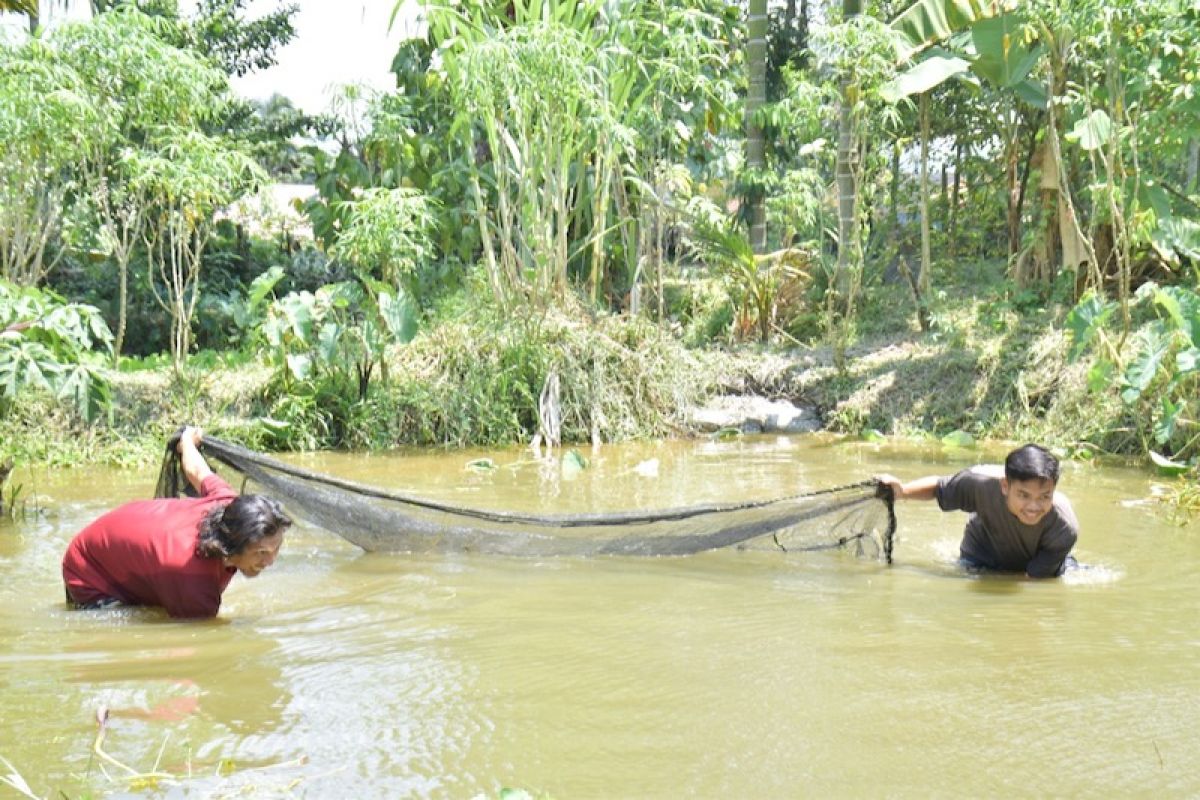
[{"x1": 689, "y1": 396, "x2": 821, "y2": 434}]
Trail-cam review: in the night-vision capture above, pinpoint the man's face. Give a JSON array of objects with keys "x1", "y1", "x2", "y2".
[
  {"x1": 226, "y1": 531, "x2": 284, "y2": 577},
  {"x1": 1001, "y1": 477, "x2": 1056, "y2": 526}
]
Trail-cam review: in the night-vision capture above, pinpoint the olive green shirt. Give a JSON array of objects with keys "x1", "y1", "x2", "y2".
[{"x1": 937, "y1": 466, "x2": 1079, "y2": 577}]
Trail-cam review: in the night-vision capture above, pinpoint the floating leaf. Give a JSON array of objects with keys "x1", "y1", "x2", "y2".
[
  {"x1": 941, "y1": 430, "x2": 976, "y2": 448},
  {"x1": 1149, "y1": 450, "x2": 1190, "y2": 476},
  {"x1": 633, "y1": 458, "x2": 659, "y2": 478},
  {"x1": 466, "y1": 458, "x2": 496, "y2": 473},
  {"x1": 499, "y1": 790, "x2": 536, "y2": 800},
  {"x1": 860, "y1": 429, "x2": 887, "y2": 443},
  {"x1": 561, "y1": 450, "x2": 588, "y2": 478}
]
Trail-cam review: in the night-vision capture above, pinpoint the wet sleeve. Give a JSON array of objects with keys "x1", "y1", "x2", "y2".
[
  {"x1": 158, "y1": 575, "x2": 223, "y2": 619},
  {"x1": 1026, "y1": 517, "x2": 1079, "y2": 578},
  {"x1": 935, "y1": 469, "x2": 980, "y2": 513},
  {"x1": 200, "y1": 473, "x2": 237, "y2": 502}
]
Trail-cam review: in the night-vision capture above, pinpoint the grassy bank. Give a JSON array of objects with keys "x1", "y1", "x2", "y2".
[{"x1": 0, "y1": 261, "x2": 1171, "y2": 478}]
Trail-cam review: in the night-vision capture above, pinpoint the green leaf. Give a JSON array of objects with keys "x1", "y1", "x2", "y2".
[
  {"x1": 881, "y1": 53, "x2": 973, "y2": 102},
  {"x1": 860, "y1": 428, "x2": 887, "y2": 443},
  {"x1": 1086, "y1": 360, "x2": 1115, "y2": 393},
  {"x1": 941, "y1": 430, "x2": 975, "y2": 448},
  {"x1": 499, "y1": 790, "x2": 535, "y2": 800},
  {"x1": 1152, "y1": 216, "x2": 1200, "y2": 264},
  {"x1": 466, "y1": 458, "x2": 496, "y2": 473},
  {"x1": 286, "y1": 353, "x2": 312, "y2": 382},
  {"x1": 561, "y1": 449, "x2": 588, "y2": 478},
  {"x1": 1065, "y1": 292, "x2": 1116, "y2": 362},
  {"x1": 1012, "y1": 79, "x2": 1048, "y2": 109},
  {"x1": 889, "y1": 0, "x2": 997, "y2": 62},
  {"x1": 1065, "y1": 110, "x2": 1113, "y2": 152},
  {"x1": 1153, "y1": 396, "x2": 1179, "y2": 446},
  {"x1": 1149, "y1": 450, "x2": 1190, "y2": 476},
  {"x1": 1120, "y1": 326, "x2": 1171, "y2": 404},
  {"x1": 969, "y1": 14, "x2": 1043, "y2": 89},
  {"x1": 247, "y1": 266, "x2": 285, "y2": 313},
  {"x1": 316, "y1": 323, "x2": 341, "y2": 364},
  {"x1": 1177, "y1": 347, "x2": 1200, "y2": 374},
  {"x1": 378, "y1": 290, "x2": 419, "y2": 344}
]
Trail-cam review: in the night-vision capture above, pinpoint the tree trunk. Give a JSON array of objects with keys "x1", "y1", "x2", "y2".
[
  {"x1": 949, "y1": 139, "x2": 962, "y2": 259},
  {"x1": 888, "y1": 139, "x2": 901, "y2": 237},
  {"x1": 745, "y1": 0, "x2": 768, "y2": 254},
  {"x1": 114, "y1": 257, "x2": 128, "y2": 363},
  {"x1": 1187, "y1": 138, "x2": 1198, "y2": 194},
  {"x1": 918, "y1": 92, "x2": 932, "y2": 295}
]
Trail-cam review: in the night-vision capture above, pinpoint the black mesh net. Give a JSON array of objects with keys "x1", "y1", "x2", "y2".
[{"x1": 157, "y1": 433, "x2": 896, "y2": 561}]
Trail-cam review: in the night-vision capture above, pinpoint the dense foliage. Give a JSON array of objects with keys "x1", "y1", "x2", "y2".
[{"x1": 0, "y1": 0, "x2": 1197, "y2": 490}]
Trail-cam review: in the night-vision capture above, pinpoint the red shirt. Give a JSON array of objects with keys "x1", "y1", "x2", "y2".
[{"x1": 62, "y1": 474, "x2": 238, "y2": 618}]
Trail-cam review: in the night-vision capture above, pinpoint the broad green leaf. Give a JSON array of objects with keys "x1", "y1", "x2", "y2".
[
  {"x1": 1149, "y1": 450, "x2": 1190, "y2": 476},
  {"x1": 1065, "y1": 110, "x2": 1113, "y2": 152},
  {"x1": 881, "y1": 53, "x2": 972, "y2": 102},
  {"x1": 970, "y1": 14, "x2": 1042, "y2": 89},
  {"x1": 466, "y1": 458, "x2": 496, "y2": 473},
  {"x1": 1086, "y1": 360, "x2": 1115, "y2": 393},
  {"x1": 316, "y1": 324, "x2": 341, "y2": 364},
  {"x1": 1065, "y1": 292, "x2": 1116, "y2": 362},
  {"x1": 378, "y1": 290, "x2": 419, "y2": 344},
  {"x1": 286, "y1": 353, "x2": 312, "y2": 382},
  {"x1": 889, "y1": 0, "x2": 999, "y2": 62},
  {"x1": 279, "y1": 293, "x2": 316, "y2": 342},
  {"x1": 1120, "y1": 326, "x2": 1171, "y2": 404},
  {"x1": 561, "y1": 449, "x2": 588, "y2": 478},
  {"x1": 247, "y1": 266, "x2": 285, "y2": 313},
  {"x1": 861, "y1": 428, "x2": 887, "y2": 442},
  {"x1": 1152, "y1": 217, "x2": 1200, "y2": 265},
  {"x1": 1153, "y1": 397, "x2": 1179, "y2": 446},
  {"x1": 499, "y1": 790, "x2": 535, "y2": 800},
  {"x1": 1012, "y1": 79, "x2": 1048, "y2": 109},
  {"x1": 1177, "y1": 348, "x2": 1200, "y2": 374},
  {"x1": 1155, "y1": 286, "x2": 1200, "y2": 346},
  {"x1": 941, "y1": 430, "x2": 976, "y2": 448}
]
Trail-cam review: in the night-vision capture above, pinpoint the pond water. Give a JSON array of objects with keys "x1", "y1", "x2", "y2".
[{"x1": 1, "y1": 435, "x2": 1197, "y2": 798}]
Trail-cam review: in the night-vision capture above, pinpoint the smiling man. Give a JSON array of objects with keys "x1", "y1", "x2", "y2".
[
  {"x1": 62, "y1": 427, "x2": 292, "y2": 617},
  {"x1": 877, "y1": 444, "x2": 1079, "y2": 578}
]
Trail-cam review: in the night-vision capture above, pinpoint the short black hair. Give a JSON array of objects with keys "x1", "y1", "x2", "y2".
[
  {"x1": 196, "y1": 494, "x2": 292, "y2": 559},
  {"x1": 1004, "y1": 444, "x2": 1060, "y2": 484}
]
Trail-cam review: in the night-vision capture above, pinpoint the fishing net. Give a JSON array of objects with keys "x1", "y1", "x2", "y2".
[{"x1": 157, "y1": 434, "x2": 896, "y2": 561}]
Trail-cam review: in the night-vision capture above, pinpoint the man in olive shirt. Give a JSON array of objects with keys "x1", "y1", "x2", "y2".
[{"x1": 878, "y1": 443, "x2": 1079, "y2": 578}]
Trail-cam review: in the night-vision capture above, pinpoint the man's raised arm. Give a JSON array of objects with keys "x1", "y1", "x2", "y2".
[{"x1": 178, "y1": 427, "x2": 214, "y2": 494}]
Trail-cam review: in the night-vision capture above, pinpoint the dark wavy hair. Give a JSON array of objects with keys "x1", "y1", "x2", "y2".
[
  {"x1": 196, "y1": 494, "x2": 292, "y2": 559},
  {"x1": 1004, "y1": 444, "x2": 1060, "y2": 484}
]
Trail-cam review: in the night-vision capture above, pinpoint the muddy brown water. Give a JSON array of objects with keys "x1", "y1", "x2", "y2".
[{"x1": 0, "y1": 435, "x2": 1196, "y2": 798}]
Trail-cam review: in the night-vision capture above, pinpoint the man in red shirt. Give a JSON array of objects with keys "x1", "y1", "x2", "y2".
[{"x1": 62, "y1": 427, "x2": 292, "y2": 618}]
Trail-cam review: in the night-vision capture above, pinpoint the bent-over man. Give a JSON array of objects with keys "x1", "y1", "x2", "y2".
[
  {"x1": 62, "y1": 427, "x2": 291, "y2": 617},
  {"x1": 877, "y1": 443, "x2": 1079, "y2": 578}
]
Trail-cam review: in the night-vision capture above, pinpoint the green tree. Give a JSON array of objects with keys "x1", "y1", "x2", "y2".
[
  {"x1": 0, "y1": 37, "x2": 104, "y2": 286},
  {"x1": 131, "y1": 131, "x2": 266, "y2": 372},
  {"x1": 53, "y1": 6, "x2": 230, "y2": 361}
]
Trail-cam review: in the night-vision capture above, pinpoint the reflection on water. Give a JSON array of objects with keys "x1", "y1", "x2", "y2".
[{"x1": 1, "y1": 435, "x2": 1198, "y2": 798}]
